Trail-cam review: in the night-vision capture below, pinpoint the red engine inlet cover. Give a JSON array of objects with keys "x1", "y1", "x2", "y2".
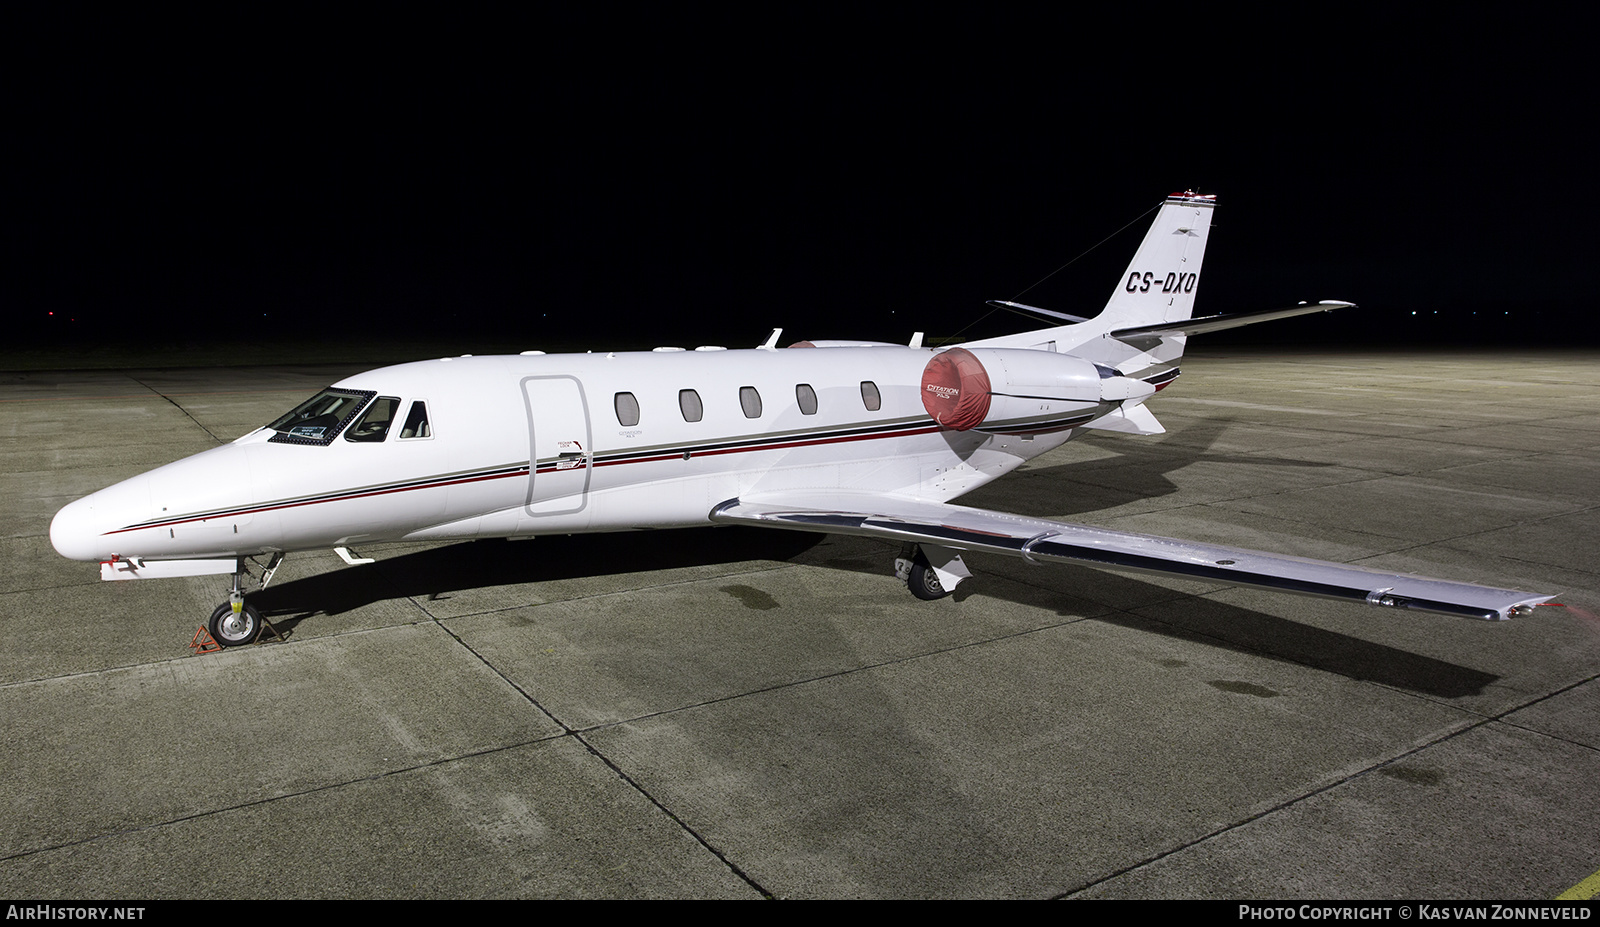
[{"x1": 920, "y1": 348, "x2": 992, "y2": 430}]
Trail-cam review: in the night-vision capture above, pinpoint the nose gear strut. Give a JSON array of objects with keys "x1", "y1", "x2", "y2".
[{"x1": 202, "y1": 554, "x2": 285, "y2": 648}]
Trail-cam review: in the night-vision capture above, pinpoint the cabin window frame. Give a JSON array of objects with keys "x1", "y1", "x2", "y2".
[
  {"x1": 739, "y1": 386, "x2": 763, "y2": 419},
  {"x1": 796, "y1": 383, "x2": 818, "y2": 415},
  {"x1": 860, "y1": 380, "x2": 882, "y2": 412},
  {"x1": 614, "y1": 392, "x2": 641, "y2": 427},
  {"x1": 679, "y1": 389, "x2": 704, "y2": 423}
]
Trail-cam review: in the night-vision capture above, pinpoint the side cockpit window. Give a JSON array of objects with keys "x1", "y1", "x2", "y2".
[
  {"x1": 399, "y1": 401, "x2": 431, "y2": 439},
  {"x1": 267, "y1": 388, "x2": 376, "y2": 445},
  {"x1": 345, "y1": 397, "x2": 401, "y2": 443}
]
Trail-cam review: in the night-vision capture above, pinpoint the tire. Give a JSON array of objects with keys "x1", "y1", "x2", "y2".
[
  {"x1": 908, "y1": 558, "x2": 952, "y2": 601},
  {"x1": 208, "y1": 602, "x2": 262, "y2": 647}
]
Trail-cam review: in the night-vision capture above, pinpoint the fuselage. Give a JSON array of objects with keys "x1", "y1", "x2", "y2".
[
  {"x1": 55, "y1": 195, "x2": 1526, "y2": 627},
  {"x1": 49, "y1": 345, "x2": 1090, "y2": 564}
]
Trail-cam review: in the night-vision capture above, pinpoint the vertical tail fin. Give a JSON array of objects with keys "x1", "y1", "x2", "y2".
[
  {"x1": 963, "y1": 191, "x2": 1216, "y2": 369},
  {"x1": 1101, "y1": 191, "x2": 1215, "y2": 329}
]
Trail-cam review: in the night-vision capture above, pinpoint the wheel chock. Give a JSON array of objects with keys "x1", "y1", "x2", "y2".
[
  {"x1": 189, "y1": 615, "x2": 285, "y2": 654},
  {"x1": 257, "y1": 615, "x2": 285, "y2": 644},
  {"x1": 189, "y1": 627, "x2": 222, "y2": 654}
]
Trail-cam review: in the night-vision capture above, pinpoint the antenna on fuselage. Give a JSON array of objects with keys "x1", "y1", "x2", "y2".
[
  {"x1": 758, "y1": 328, "x2": 783, "y2": 350},
  {"x1": 945, "y1": 200, "x2": 1161, "y2": 342}
]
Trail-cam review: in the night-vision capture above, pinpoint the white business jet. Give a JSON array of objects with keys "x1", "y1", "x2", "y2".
[{"x1": 50, "y1": 192, "x2": 1554, "y2": 646}]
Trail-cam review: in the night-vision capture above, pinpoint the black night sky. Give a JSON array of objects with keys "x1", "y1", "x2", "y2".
[{"x1": 7, "y1": 13, "x2": 1592, "y2": 359}]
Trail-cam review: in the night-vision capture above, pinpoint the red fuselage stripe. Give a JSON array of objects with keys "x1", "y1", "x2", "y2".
[{"x1": 103, "y1": 422, "x2": 947, "y2": 536}]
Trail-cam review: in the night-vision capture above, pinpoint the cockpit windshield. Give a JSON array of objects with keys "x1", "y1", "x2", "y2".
[{"x1": 266, "y1": 388, "x2": 376, "y2": 445}]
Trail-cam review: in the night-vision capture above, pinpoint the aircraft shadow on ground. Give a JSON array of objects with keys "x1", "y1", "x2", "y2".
[
  {"x1": 954, "y1": 419, "x2": 1499, "y2": 698},
  {"x1": 253, "y1": 525, "x2": 1497, "y2": 699},
  {"x1": 1020, "y1": 561, "x2": 1500, "y2": 699},
  {"x1": 253, "y1": 419, "x2": 1495, "y2": 700},
  {"x1": 251, "y1": 526, "x2": 825, "y2": 620}
]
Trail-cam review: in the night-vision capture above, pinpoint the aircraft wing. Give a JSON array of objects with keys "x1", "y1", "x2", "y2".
[
  {"x1": 708, "y1": 492, "x2": 1553, "y2": 621},
  {"x1": 1111, "y1": 301, "x2": 1355, "y2": 340}
]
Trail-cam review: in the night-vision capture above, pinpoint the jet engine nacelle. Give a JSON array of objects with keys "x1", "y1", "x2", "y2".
[{"x1": 920, "y1": 347, "x2": 1152, "y2": 435}]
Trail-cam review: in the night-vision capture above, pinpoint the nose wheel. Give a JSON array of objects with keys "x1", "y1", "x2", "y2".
[
  {"x1": 203, "y1": 554, "x2": 284, "y2": 648},
  {"x1": 208, "y1": 600, "x2": 263, "y2": 647}
]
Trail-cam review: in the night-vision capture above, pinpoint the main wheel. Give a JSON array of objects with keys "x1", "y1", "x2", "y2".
[
  {"x1": 208, "y1": 602, "x2": 262, "y2": 647},
  {"x1": 908, "y1": 558, "x2": 952, "y2": 601}
]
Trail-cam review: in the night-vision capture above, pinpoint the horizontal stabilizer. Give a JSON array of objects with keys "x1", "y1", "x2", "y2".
[
  {"x1": 1112, "y1": 301, "x2": 1355, "y2": 341},
  {"x1": 710, "y1": 492, "x2": 1552, "y2": 621},
  {"x1": 985, "y1": 300, "x2": 1092, "y2": 325}
]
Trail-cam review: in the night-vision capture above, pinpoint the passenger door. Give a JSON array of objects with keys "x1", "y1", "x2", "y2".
[{"x1": 521, "y1": 375, "x2": 593, "y2": 516}]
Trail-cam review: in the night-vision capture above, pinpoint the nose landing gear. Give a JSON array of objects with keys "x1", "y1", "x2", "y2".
[{"x1": 204, "y1": 554, "x2": 284, "y2": 648}]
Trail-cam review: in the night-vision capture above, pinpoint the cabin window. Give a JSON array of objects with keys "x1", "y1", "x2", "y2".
[
  {"x1": 615, "y1": 392, "x2": 640, "y2": 427},
  {"x1": 796, "y1": 383, "x2": 818, "y2": 415},
  {"x1": 399, "y1": 400, "x2": 431, "y2": 439},
  {"x1": 346, "y1": 396, "x2": 401, "y2": 443},
  {"x1": 267, "y1": 388, "x2": 376, "y2": 445},
  {"x1": 739, "y1": 386, "x2": 762, "y2": 419},
  {"x1": 679, "y1": 389, "x2": 703, "y2": 423},
  {"x1": 860, "y1": 381, "x2": 881, "y2": 412}
]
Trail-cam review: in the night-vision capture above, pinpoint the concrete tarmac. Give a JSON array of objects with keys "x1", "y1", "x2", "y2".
[{"x1": 2, "y1": 347, "x2": 1598, "y2": 899}]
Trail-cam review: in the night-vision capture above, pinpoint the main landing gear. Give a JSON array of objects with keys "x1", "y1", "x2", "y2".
[
  {"x1": 895, "y1": 543, "x2": 972, "y2": 601},
  {"x1": 205, "y1": 553, "x2": 285, "y2": 647}
]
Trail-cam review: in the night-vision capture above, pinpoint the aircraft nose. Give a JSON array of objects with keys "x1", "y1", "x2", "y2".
[
  {"x1": 50, "y1": 495, "x2": 102, "y2": 562},
  {"x1": 50, "y1": 475, "x2": 149, "y2": 562}
]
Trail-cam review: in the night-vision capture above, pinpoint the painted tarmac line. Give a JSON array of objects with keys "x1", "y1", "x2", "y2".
[
  {"x1": 1, "y1": 388, "x2": 311, "y2": 403},
  {"x1": 1556, "y1": 866, "x2": 1600, "y2": 900}
]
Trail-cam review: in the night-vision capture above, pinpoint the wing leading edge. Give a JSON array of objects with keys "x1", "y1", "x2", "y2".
[{"x1": 709, "y1": 493, "x2": 1553, "y2": 621}]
